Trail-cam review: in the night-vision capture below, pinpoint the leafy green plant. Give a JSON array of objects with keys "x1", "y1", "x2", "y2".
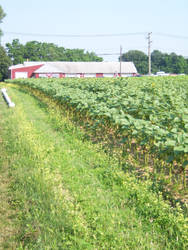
[{"x1": 6, "y1": 76, "x2": 188, "y2": 192}]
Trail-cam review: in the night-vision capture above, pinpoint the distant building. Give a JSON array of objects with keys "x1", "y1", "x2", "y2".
[{"x1": 9, "y1": 61, "x2": 137, "y2": 79}]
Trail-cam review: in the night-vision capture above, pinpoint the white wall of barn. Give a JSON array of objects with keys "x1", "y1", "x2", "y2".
[{"x1": 36, "y1": 73, "x2": 135, "y2": 78}]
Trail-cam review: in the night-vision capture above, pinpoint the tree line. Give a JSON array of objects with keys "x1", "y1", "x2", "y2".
[
  {"x1": 121, "y1": 50, "x2": 188, "y2": 75},
  {"x1": 5, "y1": 39, "x2": 103, "y2": 65}
]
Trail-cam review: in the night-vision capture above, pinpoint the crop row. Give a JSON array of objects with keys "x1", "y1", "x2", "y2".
[{"x1": 8, "y1": 76, "x2": 188, "y2": 188}]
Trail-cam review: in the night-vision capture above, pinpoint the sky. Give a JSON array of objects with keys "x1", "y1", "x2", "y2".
[{"x1": 0, "y1": 0, "x2": 188, "y2": 61}]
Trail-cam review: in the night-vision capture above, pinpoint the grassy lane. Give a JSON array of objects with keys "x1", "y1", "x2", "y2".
[
  {"x1": 0, "y1": 84, "x2": 187, "y2": 249},
  {"x1": 0, "y1": 136, "x2": 17, "y2": 249},
  {"x1": 0, "y1": 92, "x2": 19, "y2": 249}
]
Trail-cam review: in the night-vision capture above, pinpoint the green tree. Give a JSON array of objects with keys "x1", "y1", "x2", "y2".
[
  {"x1": 0, "y1": 5, "x2": 6, "y2": 38},
  {"x1": 24, "y1": 41, "x2": 61, "y2": 61},
  {"x1": 168, "y1": 53, "x2": 187, "y2": 74},
  {"x1": 6, "y1": 39, "x2": 25, "y2": 64},
  {"x1": 151, "y1": 50, "x2": 188, "y2": 74},
  {"x1": 0, "y1": 46, "x2": 11, "y2": 80},
  {"x1": 6, "y1": 39, "x2": 103, "y2": 64},
  {"x1": 151, "y1": 50, "x2": 168, "y2": 73},
  {"x1": 62, "y1": 48, "x2": 102, "y2": 62},
  {"x1": 185, "y1": 58, "x2": 188, "y2": 74},
  {"x1": 121, "y1": 50, "x2": 148, "y2": 74}
]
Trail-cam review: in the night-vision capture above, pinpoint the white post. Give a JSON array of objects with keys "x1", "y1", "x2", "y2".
[{"x1": 1, "y1": 88, "x2": 15, "y2": 107}]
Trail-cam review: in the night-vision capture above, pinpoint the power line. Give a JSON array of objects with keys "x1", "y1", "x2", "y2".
[
  {"x1": 155, "y1": 33, "x2": 188, "y2": 40},
  {"x1": 95, "y1": 53, "x2": 120, "y2": 56},
  {"x1": 3, "y1": 30, "x2": 188, "y2": 61},
  {"x1": 4, "y1": 31, "x2": 188, "y2": 40},
  {"x1": 4, "y1": 31, "x2": 147, "y2": 38}
]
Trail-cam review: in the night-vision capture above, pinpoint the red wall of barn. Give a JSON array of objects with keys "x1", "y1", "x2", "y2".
[
  {"x1": 96, "y1": 73, "x2": 103, "y2": 78},
  {"x1": 11, "y1": 64, "x2": 44, "y2": 79},
  {"x1": 59, "y1": 73, "x2": 65, "y2": 78}
]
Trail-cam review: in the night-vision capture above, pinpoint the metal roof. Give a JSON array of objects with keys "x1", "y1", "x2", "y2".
[
  {"x1": 9, "y1": 64, "x2": 25, "y2": 69},
  {"x1": 9, "y1": 61, "x2": 137, "y2": 74},
  {"x1": 34, "y1": 62, "x2": 137, "y2": 74}
]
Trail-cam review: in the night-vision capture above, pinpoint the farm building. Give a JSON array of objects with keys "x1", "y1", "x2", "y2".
[{"x1": 9, "y1": 61, "x2": 137, "y2": 79}]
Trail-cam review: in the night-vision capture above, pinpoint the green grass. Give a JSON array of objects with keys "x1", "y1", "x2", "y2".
[
  {"x1": 0, "y1": 83, "x2": 187, "y2": 249},
  {"x1": 0, "y1": 132, "x2": 18, "y2": 249}
]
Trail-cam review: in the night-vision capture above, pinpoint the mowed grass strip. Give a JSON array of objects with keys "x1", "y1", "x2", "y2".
[
  {"x1": 0, "y1": 84, "x2": 187, "y2": 249},
  {"x1": 0, "y1": 100, "x2": 18, "y2": 249}
]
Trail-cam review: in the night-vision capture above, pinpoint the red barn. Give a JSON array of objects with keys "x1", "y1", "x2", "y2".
[
  {"x1": 9, "y1": 62, "x2": 44, "y2": 79},
  {"x1": 9, "y1": 61, "x2": 137, "y2": 79}
]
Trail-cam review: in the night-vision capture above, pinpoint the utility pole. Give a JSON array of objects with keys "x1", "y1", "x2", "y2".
[
  {"x1": 147, "y1": 32, "x2": 152, "y2": 75},
  {"x1": 120, "y1": 45, "x2": 122, "y2": 77}
]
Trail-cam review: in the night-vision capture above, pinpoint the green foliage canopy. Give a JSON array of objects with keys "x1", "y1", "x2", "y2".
[
  {"x1": 151, "y1": 50, "x2": 188, "y2": 74},
  {"x1": 6, "y1": 39, "x2": 103, "y2": 64},
  {"x1": 121, "y1": 50, "x2": 148, "y2": 75},
  {"x1": 0, "y1": 5, "x2": 6, "y2": 37},
  {"x1": 122, "y1": 49, "x2": 188, "y2": 74},
  {"x1": 0, "y1": 46, "x2": 11, "y2": 80}
]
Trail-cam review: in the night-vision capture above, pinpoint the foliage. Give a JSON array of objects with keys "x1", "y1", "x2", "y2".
[
  {"x1": 0, "y1": 5, "x2": 6, "y2": 37},
  {"x1": 152, "y1": 50, "x2": 188, "y2": 74},
  {"x1": 0, "y1": 46, "x2": 11, "y2": 80},
  {"x1": 6, "y1": 39, "x2": 103, "y2": 64},
  {"x1": 121, "y1": 50, "x2": 148, "y2": 74},
  {"x1": 7, "y1": 76, "x2": 188, "y2": 193},
  {"x1": 122, "y1": 49, "x2": 188, "y2": 74},
  {"x1": 6, "y1": 39, "x2": 25, "y2": 65}
]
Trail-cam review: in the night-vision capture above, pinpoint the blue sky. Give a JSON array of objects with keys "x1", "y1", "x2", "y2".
[{"x1": 1, "y1": 0, "x2": 188, "y2": 61}]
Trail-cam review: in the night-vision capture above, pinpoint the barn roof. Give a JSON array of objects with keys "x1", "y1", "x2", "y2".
[
  {"x1": 34, "y1": 62, "x2": 137, "y2": 74},
  {"x1": 9, "y1": 61, "x2": 137, "y2": 74},
  {"x1": 9, "y1": 62, "x2": 44, "y2": 69}
]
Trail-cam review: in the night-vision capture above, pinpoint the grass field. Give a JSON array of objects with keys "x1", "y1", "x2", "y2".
[{"x1": 0, "y1": 82, "x2": 188, "y2": 249}]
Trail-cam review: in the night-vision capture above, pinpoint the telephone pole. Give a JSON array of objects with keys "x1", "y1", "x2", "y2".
[
  {"x1": 147, "y1": 32, "x2": 152, "y2": 75},
  {"x1": 120, "y1": 45, "x2": 122, "y2": 77}
]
